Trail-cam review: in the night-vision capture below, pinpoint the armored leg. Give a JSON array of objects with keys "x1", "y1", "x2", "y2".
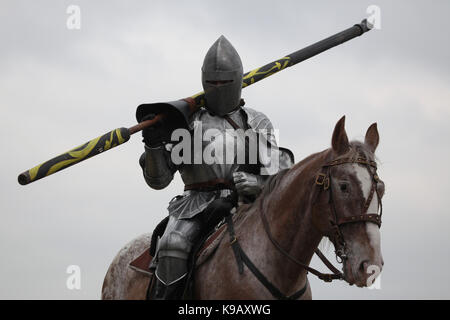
[
  {"x1": 150, "y1": 216, "x2": 202, "y2": 300},
  {"x1": 149, "y1": 195, "x2": 236, "y2": 300}
]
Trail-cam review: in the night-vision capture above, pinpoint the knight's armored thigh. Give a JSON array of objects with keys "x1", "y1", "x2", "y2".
[{"x1": 154, "y1": 216, "x2": 202, "y2": 286}]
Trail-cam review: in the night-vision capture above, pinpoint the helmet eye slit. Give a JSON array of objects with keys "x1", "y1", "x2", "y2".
[{"x1": 206, "y1": 80, "x2": 234, "y2": 85}]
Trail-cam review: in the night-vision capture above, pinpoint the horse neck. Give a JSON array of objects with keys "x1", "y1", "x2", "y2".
[{"x1": 249, "y1": 149, "x2": 331, "y2": 290}]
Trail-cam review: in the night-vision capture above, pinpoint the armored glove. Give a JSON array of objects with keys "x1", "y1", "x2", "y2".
[
  {"x1": 233, "y1": 171, "x2": 265, "y2": 197},
  {"x1": 141, "y1": 113, "x2": 168, "y2": 148}
]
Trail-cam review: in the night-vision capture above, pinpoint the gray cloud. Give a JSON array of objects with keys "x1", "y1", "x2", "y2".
[{"x1": 1, "y1": 0, "x2": 449, "y2": 299}]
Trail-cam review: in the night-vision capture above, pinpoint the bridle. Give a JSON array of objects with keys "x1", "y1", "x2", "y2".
[
  {"x1": 226, "y1": 155, "x2": 383, "y2": 299},
  {"x1": 259, "y1": 155, "x2": 383, "y2": 281},
  {"x1": 314, "y1": 156, "x2": 383, "y2": 263}
]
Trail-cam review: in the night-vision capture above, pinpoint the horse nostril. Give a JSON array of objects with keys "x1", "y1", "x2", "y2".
[{"x1": 359, "y1": 260, "x2": 369, "y2": 272}]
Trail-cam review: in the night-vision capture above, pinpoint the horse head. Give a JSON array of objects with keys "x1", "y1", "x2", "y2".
[{"x1": 312, "y1": 116, "x2": 385, "y2": 287}]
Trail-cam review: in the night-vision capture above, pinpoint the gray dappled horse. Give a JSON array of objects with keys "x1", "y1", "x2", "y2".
[{"x1": 102, "y1": 116, "x2": 384, "y2": 299}]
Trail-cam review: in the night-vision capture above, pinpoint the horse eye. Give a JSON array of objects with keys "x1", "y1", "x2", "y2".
[{"x1": 339, "y1": 183, "x2": 349, "y2": 192}]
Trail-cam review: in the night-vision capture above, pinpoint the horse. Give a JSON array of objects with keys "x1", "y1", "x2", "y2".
[{"x1": 101, "y1": 116, "x2": 385, "y2": 299}]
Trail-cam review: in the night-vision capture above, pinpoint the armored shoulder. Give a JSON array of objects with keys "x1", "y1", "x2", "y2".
[
  {"x1": 242, "y1": 107, "x2": 274, "y2": 131},
  {"x1": 187, "y1": 108, "x2": 208, "y2": 130},
  {"x1": 243, "y1": 106, "x2": 294, "y2": 173}
]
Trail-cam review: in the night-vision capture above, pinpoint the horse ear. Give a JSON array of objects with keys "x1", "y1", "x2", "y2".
[
  {"x1": 332, "y1": 116, "x2": 350, "y2": 155},
  {"x1": 364, "y1": 123, "x2": 379, "y2": 153}
]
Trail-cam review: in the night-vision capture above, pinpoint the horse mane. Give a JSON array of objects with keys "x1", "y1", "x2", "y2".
[
  {"x1": 259, "y1": 149, "x2": 329, "y2": 199},
  {"x1": 332, "y1": 141, "x2": 378, "y2": 166},
  {"x1": 235, "y1": 169, "x2": 291, "y2": 216},
  {"x1": 259, "y1": 168, "x2": 291, "y2": 198},
  {"x1": 259, "y1": 140, "x2": 376, "y2": 197}
]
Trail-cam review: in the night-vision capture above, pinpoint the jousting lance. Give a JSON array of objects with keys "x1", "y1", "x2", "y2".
[{"x1": 17, "y1": 19, "x2": 373, "y2": 186}]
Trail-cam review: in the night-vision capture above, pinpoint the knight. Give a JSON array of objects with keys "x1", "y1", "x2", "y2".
[{"x1": 139, "y1": 36, "x2": 293, "y2": 299}]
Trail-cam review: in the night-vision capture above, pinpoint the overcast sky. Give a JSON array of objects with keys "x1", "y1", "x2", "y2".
[{"x1": 1, "y1": 0, "x2": 449, "y2": 299}]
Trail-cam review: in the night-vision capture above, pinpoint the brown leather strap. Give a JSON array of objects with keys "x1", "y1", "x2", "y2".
[
  {"x1": 226, "y1": 216, "x2": 309, "y2": 299},
  {"x1": 314, "y1": 248, "x2": 342, "y2": 276},
  {"x1": 313, "y1": 156, "x2": 383, "y2": 264},
  {"x1": 337, "y1": 213, "x2": 381, "y2": 227},
  {"x1": 324, "y1": 157, "x2": 377, "y2": 169},
  {"x1": 315, "y1": 158, "x2": 382, "y2": 228},
  {"x1": 258, "y1": 198, "x2": 343, "y2": 282},
  {"x1": 184, "y1": 179, "x2": 235, "y2": 191},
  {"x1": 223, "y1": 115, "x2": 241, "y2": 130}
]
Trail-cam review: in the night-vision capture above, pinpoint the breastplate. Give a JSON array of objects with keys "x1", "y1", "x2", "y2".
[{"x1": 178, "y1": 109, "x2": 248, "y2": 185}]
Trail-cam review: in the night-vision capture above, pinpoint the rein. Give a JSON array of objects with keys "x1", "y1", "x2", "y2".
[
  {"x1": 226, "y1": 155, "x2": 383, "y2": 299},
  {"x1": 226, "y1": 215, "x2": 308, "y2": 300}
]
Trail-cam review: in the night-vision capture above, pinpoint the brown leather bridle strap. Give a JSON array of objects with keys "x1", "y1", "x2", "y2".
[
  {"x1": 314, "y1": 248, "x2": 342, "y2": 276},
  {"x1": 226, "y1": 215, "x2": 309, "y2": 299},
  {"x1": 324, "y1": 157, "x2": 377, "y2": 168},
  {"x1": 337, "y1": 213, "x2": 381, "y2": 227},
  {"x1": 258, "y1": 198, "x2": 343, "y2": 282},
  {"x1": 223, "y1": 114, "x2": 241, "y2": 130},
  {"x1": 362, "y1": 182, "x2": 377, "y2": 213},
  {"x1": 316, "y1": 157, "x2": 383, "y2": 226},
  {"x1": 253, "y1": 156, "x2": 383, "y2": 284},
  {"x1": 314, "y1": 155, "x2": 383, "y2": 262}
]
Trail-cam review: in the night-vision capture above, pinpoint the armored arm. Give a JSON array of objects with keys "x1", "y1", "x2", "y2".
[
  {"x1": 139, "y1": 114, "x2": 177, "y2": 190},
  {"x1": 233, "y1": 146, "x2": 294, "y2": 200},
  {"x1": 234, "y1": 107, "x2": 293, "y2": 199},
  {"x1": 139, "y1": 145, "x2": 176, "y2": 190}
]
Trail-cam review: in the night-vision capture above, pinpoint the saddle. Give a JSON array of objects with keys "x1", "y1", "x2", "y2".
[
  {"x1": 129, "y1": 213, "x2": 232, "y2": 278},
  {"x1": 129, "y1": 195, "x2": 247, "y2": 299}
]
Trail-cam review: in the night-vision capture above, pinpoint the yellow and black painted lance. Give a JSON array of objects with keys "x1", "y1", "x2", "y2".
[
  {"x1": 17, "y1": 114, "x2": 164, "y2": 185},
  {"x1": 18, "y1": 19, "x2": 372, "y2": 185}
]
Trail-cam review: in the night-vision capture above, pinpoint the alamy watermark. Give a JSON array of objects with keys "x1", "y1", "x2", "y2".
[
  {"x1": 366, "y1": 5, "x2": 381, "y2": 30},
  {"x1": 166, "y1": 123, "x2": 280, "y2": 175},
  {"x1": 66, "y1": 5, "x2": 81, "y2": 30},
  {"x1": 66, "y1": 265, "x2": 81, "y2": 290},
  {"x1": 366, "y1": 264, "x2": 382, "y2": 290}
]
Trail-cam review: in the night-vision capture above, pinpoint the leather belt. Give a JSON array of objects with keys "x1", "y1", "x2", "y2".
[{"x1": 184, "y1": 179, "x2": 235, "y2": 192}]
